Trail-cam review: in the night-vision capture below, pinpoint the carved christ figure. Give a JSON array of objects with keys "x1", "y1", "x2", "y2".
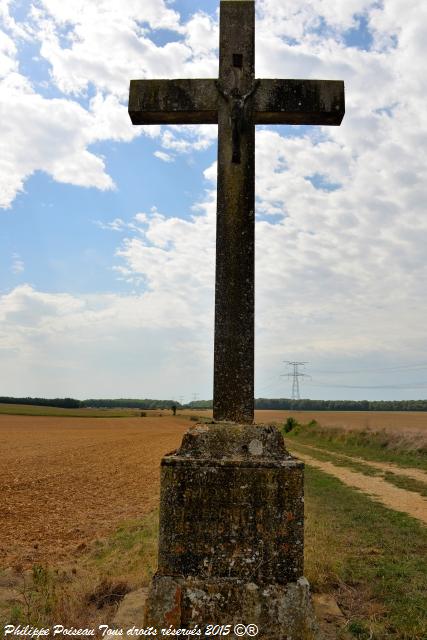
[{"x1": 216, "y1": 80, "x2": 260, "y2": 163}]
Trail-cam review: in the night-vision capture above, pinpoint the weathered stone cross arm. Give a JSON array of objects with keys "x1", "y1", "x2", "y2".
[
  {"x1": 128, "y1": 78, "x2": 344, "y2": 126},
  {"x1": 129, "y1": 0, "x2": 344, "y2": 425}
]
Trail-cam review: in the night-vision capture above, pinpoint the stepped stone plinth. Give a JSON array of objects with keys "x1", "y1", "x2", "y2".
[{"x1": 144, "y1": 423, "x2": 321, "y2": 640}]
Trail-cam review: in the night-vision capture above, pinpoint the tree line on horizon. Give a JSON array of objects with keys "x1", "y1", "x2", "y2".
[
  {"x1": 254, "y1": 397, "x2": 427, "y2": 411},
  {"x1": 1, "y1": 396, "x2": 427, "y2": 412},
  {"x1": 0, "y1": 397, "x2": 177, "y2": 409}
]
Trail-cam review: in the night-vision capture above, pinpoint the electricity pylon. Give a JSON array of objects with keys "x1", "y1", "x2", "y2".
[{"x1": 282, "y1": 361, "x2": 310, "y2": 400}]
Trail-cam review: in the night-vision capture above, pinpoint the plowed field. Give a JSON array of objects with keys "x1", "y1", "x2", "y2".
[
  {"x1": 0, "y1": 415, "x2": 188, "y2": 568},
  {"x1": 1, "y1": 410, "x2": 426, "y2": 570}
]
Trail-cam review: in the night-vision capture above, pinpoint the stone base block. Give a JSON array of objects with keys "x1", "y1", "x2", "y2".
[
  {"x1": 158, "y1": 423, "x2": 304, "y2": 585},
  {"x1": 145, "y1": 423, "x2": 319, "y2": 638},
  {"x1": 145, "y1": 575, "x2": 321, "y2": 640}
]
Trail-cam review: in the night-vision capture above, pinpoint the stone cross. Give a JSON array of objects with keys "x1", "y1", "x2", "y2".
[{"x1": 129, "y1": 0, "x2": 344, "y2": 424}]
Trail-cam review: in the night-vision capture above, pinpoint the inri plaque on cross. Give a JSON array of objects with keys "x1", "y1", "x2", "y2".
[{"x1": 129, "y1": 0, "x2": 344, "y2": 424}]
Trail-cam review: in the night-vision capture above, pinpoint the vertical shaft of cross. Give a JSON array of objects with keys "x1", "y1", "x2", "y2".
[{"x1": 213, "y1": 1, "x2": 255, "y2": 424}]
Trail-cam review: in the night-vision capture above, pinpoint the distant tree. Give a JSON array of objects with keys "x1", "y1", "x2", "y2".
[
  {"x1": 0, "y1": 396, "x2": 81, "y2": 408},
  {"x1": 2, "y1": 395, "x2": 426, "y2": 412}
]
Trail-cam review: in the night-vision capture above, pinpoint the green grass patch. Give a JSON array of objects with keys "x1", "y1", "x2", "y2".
[
  {"x1": 304, "y1": 466, "x2": 427, "y2": 639},
  {"x1": 89, "y1": 512, "x2": 158, "y2": 581},
  {"x1": 0, "y1": 403, "x2": 141, "y2": 418},
  {"x1": 382, "y1": 472, "x2": 427, "y2": 498},
  {"x1": 287, "y1": 421, "x2": 427, "y2": 471},
  {"x1": 289, "y1": 441, "x2": 427, "y2": 499},
  {"x1": 0, "y1": 512, "x2": 159, "y2": 629},
  {"x1": 289, "y1": 441, "x2": 382, "y2": 477}
]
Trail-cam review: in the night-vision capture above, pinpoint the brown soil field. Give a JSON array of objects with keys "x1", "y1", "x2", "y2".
[
  {"x1": 195, "y1": 409, "x2": 427, "y2": 434},
  {"x1": 0, "y1": 414, "x2": 189, "y2": 569},
  {"x1": 1, "y1": 410, "x2": 426, "y2": 570}
]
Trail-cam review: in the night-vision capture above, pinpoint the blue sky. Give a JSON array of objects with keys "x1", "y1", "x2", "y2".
[{"x1": 1, "y1": 0, "x2": 427, "y2": 402}]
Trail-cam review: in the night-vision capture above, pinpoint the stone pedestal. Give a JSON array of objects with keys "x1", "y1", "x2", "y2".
[{"x1": 145, "y1": 423, "x2": 320, "y2": 639}]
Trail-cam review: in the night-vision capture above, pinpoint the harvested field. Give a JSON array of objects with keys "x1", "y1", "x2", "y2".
[
  {"x1": 197, "y1": 409, "x2": 427, "y2": 436},
  {"x1": 0, "y1": 414, "x2": 188, "y2": 569},
  {"x1": 259, "y1": 409, "x2": 427, "y2": 433}
]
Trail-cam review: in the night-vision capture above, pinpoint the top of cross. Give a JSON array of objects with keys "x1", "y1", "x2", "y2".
[{"x1": 129, "y1": 0, "x2": 344, "y2": 424}]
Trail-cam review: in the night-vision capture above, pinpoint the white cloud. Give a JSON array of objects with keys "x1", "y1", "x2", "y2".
[
  {"x1": 1, "y1": 0, "x2": 427, "y2": 399},
  {"x1": 160, "y1": 125, "x2": 217, "y2": 154},
  {"x1": 1, "y1": 0, "x2": 423, "y2": 211},
  {"x1": 88, "y1": 92, "x2": 149, "y2": 142},
  {"x1": 0, "y1": 279, "x2": 214, "y2": 398},
  {"x1": 0, "y1": 64, "x2": 164, "y2": 207},
  {"x1": 0, "y1": 0, "x2": 220, "y2": 208},
  {"x1": 10, "y1": 253, "x2": 24, "y2": 274},
  {"x1": 257, "y1": 0, "x2": 377, "y2": 41},
  {"x1": 0, "y1": 0, "x2": 31, "y2": 40},
  {"x1": 2, "y1": 144, "x2": 427, "y2": 397},
  {"x1": 34, "y1": 0, "x2": 181, "y2": 31},
  {"x1": 184, "y1": 11, "x2": 218, "y2": 55},
  {"x1": 0, "y1": 284, "x2": 84, "y2": 328},
  {"x1": 28, "y1": 0, "x2": 216, "y2": 100},
  {"x1": 95, "y1": 217, "x2": 128, "y2": 232},
  {"x1": 154, "y1": 150, "x2": 174, "y2": 163},
  {"x1": 115, "y1": 202, "x2": 216, "y2": 299},
  {"x1": 0, "y1": 76, "x2": 118, "y2": 206},
  {"x1": 0, "y1": 28, "x2": 17, "y2": 76}
]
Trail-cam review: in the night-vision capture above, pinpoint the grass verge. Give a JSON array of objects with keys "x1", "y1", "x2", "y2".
[
  {"x1": 289, "y1": 441, "x2": 427, "y2": 498},
  {"x1": 382, "y1": 471, "x2": 427, "y2": 498},
  {"x1": 286, "y1": 420, "x2": 427, "y2": 471},
  {"x1": 305, "y1": 466, "x2": 427, "y2": 639},
  {"x1": 289, "y1": 441, "x2": 382, "y2": 477}
]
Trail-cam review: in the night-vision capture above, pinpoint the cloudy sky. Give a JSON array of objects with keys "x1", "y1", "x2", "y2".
[{"x1": 1, "y1": 0, "x2": 426, "y2": 402}]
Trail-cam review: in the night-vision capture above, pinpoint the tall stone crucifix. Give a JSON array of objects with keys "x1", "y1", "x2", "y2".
[{"x1": 129, "y1": 0, "x2": 344, "y2": 424}]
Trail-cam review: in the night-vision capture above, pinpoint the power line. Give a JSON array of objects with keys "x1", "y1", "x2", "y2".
[
  {"x1": 307, "y1": 381, "x2": 427, "y2": 390},
  {"x1": 254, "y1": 361, "x2": 427, "y2": 398},
  {"x1": 311, "y1": 363, "x2": 427, "y2": 375},
  {"x1": 256, "y1": 374, "x2": 282, "y2": 393}
]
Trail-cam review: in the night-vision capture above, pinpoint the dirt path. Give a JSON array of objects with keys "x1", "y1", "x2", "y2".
[
  {"x1": 293, "y1": 442, "x2": 427, "y2": 483},
  {"x1": 294, "y1": 450, "x2": 427, "y2": 525}
]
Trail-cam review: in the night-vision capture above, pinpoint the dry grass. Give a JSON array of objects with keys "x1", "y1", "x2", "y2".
[
  {"x1": 0, "y1": 511, "x2": 159, "y2": 630},
  {"x1": 262, "y1": 409, "x2": 427, "y2": 435},
  {"x1": 287, "y1": 421, "x2": 427, "y2": 470}
]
